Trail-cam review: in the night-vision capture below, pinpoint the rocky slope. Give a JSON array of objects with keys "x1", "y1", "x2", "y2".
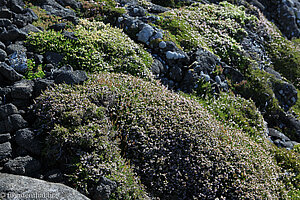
[{"x1": 0, "y1": 0, "x2": 299, "y2": 199}]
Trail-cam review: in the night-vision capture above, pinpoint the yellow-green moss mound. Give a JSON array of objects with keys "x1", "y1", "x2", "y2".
[
  {"x1": 26, "y1": 19, "x2": 153, "y2": 77},
  {"x1": 34, "y1": 72, "x2": 286, "y2": 199}
]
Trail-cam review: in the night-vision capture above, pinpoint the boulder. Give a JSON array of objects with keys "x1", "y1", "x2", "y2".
[
  {"x1": 40, "y1": 0, "x2": 76, "y2": 18},
  {"x1": 0, "y1": 8, "x2": 13, "y2": 19},
  {"x1": 4, "y1": 155, "x2": 41, "y2": 175},
  {"x1": 0, "y1": 173, "x2": 90, "y2": 200},
  {"x1": 93, "y1": 176, "x2": 117, "y2": 200},
  {"x1": 0, "y1": 19, "x2": 12, "y2": 27},
  {"x1": 0, "y1": 49, "x2": 7, "y2": 62},
  {"x1": 9, "y1": 51, "x2": 27, "y2": 74},
  {"x1": 0, "y1": 133, "x2": 11, "y2": 143},
  {"x1": 0, "y1": 62, "x2": 23, "y2": 83},
  {"x1": 33, "y1": 79, "x2": 54, "y2": 97},
  {"x1": 0, "y1": 142, "x2": 12, "y2": 160},
  {"x1": 20, "y1": 24, "x2": 41, "y2": 34},
  {"x1": 272, "y1": 81, "x2": 298, "y2": 111},
  {"x1": 0, "y1": 103, "x2": 19, "y2": 120},
  {"x1": 54, "y1": 70, "x2": 88, "y2": 85},
  {"x1": 0, "y1": 25, "x2": 27, "y2": 41},
  {"x1": 15, "y1": 128, "x2": 42, "y2": 155},
  {"x1": 0, "y1": 114, "x2": 28, "y2": 134},
  {"x1": 6, "y1": 43, "x2": 27, "y2": 55},
  {"x1": 11, "y1": 80, "x2": 34, "y2": 100},
  {"x1": 0, "y1": 41, "x2": 5, "y2": 50},
  {"x1": 45, "y1": 51, "x2": 64, "y2": 67}
]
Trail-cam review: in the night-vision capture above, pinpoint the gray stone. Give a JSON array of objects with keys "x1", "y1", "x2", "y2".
[
  {"x1": 0, "y1": 103, "x2": 19, "y2": 120},
  {"x1": 0, "y1": 62, "x2": 23, "y2": 83},
  {"x1": 0, "y1": 19, "x2": 12, "y2": 27},
  {"x1": 268, "y1": 128, "x2": 291, "y2": 141},
  {"x1": 0, "y1": 142, "x2": 12, "y2": 160},
  {"x1": 49, "y1": 23, "x2": 66, "y2": 32},
  {"x1": 6, "y1": 44, "x2": 27, "y2": 55},
  {"x1": 0, "y1": 26, "x2": 27, "y2": 41},
  {"x1": 0, "y1": 8, "x2": 13, "y2": 19},
  {"x1": 93, "y1": 176, "x2": 117, "y2": 200},
  {"x1": 33, "y1": 79, "x2": 54, "y2": 97},
  {"x1": 20, "y1": 24, "x2": 41, "y2": 34},
  {"x1": 13, "y1": 12, "x2": 33, "y2": 28},
  {"x1": 0, "y1": 48, "x2": 7, "y2": 62},
  {"x1": 41, "y1": 0, "x2": 76, "y2": 18},
  {"x1": 45, "y1": 169, "x2": 63, "y2": 183},
  {"x1": 169, "y1": 66, "x2": 182, "y2": 82},
  {"x1": 15, "y1": 128, "x2": 42, "y2": 155},
  {"x1": 54, "y1": 70, "x2": 88, "y2": 85},
  {"x1": 45, "y1": 51, "x2": 63, "y2": 67},
  {"x1": 9, "y1": 51, "x2": 28, "y2": 74},
  {"x1": 4, "y1": 155, "x2": 41, "y2": 175},
  {"x1": 0, "y1": 41, "x2": 5, "y2": 49},
  {"x1": 0, "y1": 133, "x2": 11, "y2": 143},
  {"x1": 11, "y1": 80, "x2": 34, "y2": 100},
  {"x1": 0, "y1": 173, "x2": 90, "y2": 200},
  {"x1": 5, "y1": 114, "x2": 28, "y2": 133},
  {"x1": 137, "y1": 24, "x2": 154, "y2": 44}
]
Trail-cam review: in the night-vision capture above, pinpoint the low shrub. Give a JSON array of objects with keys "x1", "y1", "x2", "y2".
[
  {"x1": 34, "y1": 83, "x2": 148, "y2": 199},
  {"x1": 34, "y1": 72, "x2": 286, "y2": 199}
]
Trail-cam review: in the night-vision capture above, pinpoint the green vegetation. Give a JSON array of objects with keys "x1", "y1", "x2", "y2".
[
  {"x1": 199, "y1": 92, "x2": 265, "y2": 138},
  {"x1": 25, "y1": 59, "x2": 45, "y2": 80},
  {"x1": 234, "y1": 68, "x2": 282, "y2": 114},
  {"x1": 35, "y1": 72, "x2": 287, "y2": 199},
  {"x1": 273, "y1": 147, "x2": 300, "y2": 199},
  {"x1": 154, "y1": 2, "x2": 257, "y2": 70},
  {"x1": 34, "y1": 82, "x2": 148, "y2": 199},
  {"x1": 77, "y1": 0, "x2": 126, "y2": 23},
  {"x1": 26, "y1": 19, "x2": 153, "y2": 77},
  {"x1": 24, "y1": 1, "x2": 74, "y2": 30}
]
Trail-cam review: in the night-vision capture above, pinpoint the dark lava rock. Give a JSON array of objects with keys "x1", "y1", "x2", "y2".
[
  {"x1": 0, "y1": 173, "x2": 90, "y2": 200},
  {"x1": 15, "y1": 128, "x2": 42, "y2": 155},
  {"x1": 0, "y1": 133, "x2": 11, "y2": 143},
  {"x1": 45, "y1": 51, "x2": 63, "y2": 67},
  {"x1": 0, "y1": 103, "x2": 19, "y2": 120},
  {"x1": 4, "y1": 155, "x2": 41, "y2": 175},
  {"x1": 44, "y1": 169, "x2": 63, "y2": 183},
  {"x1": 0, "y1": 18, "x2": 12, "y2": 27},
  {"x1": 49, "y1": 23, "x2": 66, "y2": 31},
  {"x1": 0, "y1": 142, "x2": 12, "y2": 160},
  {"x1": 0, "y1": 62, "x2": 23, "y2": 83},
  {"x1": 93, "y1": 176, "x2": 117, "y2": 200},
  {"x1": 0, "y1": 114, "x2": 28, "y2": 134},
  {"x1": 268, "y1": 128, "x2": 291, "y2": 141},
  {"x1": 33, "y1": 79, "x2": 54, "y2": 97},
  {"x1": 0, "y1": 49, "x2": 7, "y2": 62},
  {"x1": 6, "y1": 43, "x2": 27, "y2": 55},
  {"x1": 54, "y1": 70, "x2": 88, "y2": 85},
  {"x1": 0, "y1": 41, "x2": 5, "y2": 50},
  {"x1": 21, "y1": 24, "x2": 41, "y2": 34},
  {"x1": 11, "y1": 79, "x2": 34, "y2": 100}
]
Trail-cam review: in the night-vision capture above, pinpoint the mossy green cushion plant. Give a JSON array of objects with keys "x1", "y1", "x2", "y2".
[
  {"x1": 77, "y1": 0, "x2": 126, "y2": 23},
  {"x1": 198, "y1": 92, "x2": 266, "y2": 138},
  {"x1": 34, "y1": 83, "x2": 148, "y2": 199},
  {"x1": 154, "y1": 2, "x2": 257, "y2": 71},
  {"x1": 35, "y1": 72, "x2": 287, "y2": 199},
  {"x1": 26, "y1": 19, "x2": 153, "y2": 77}
]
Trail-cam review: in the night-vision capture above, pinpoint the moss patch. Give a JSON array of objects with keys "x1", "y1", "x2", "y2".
[
  {"x1": 26, "y1": 19, "x2": 153, "y2": 77},
  {"x1": 154, "y1": 2, "x2": 257, "y2": 70}
]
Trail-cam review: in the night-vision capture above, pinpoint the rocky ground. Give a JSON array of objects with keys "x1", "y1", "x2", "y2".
[{"x1": 0, "y1": 0, "x2": 299, "y2": 199}]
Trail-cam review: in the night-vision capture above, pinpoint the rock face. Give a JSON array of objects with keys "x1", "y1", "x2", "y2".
[{"x1": 0, "y1": 173, "x2": 90, "y2": 200}]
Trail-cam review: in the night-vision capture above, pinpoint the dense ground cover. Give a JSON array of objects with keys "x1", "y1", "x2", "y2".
[{"x1": 34, "y1": 72, "x2": 289, "y2": 199}]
